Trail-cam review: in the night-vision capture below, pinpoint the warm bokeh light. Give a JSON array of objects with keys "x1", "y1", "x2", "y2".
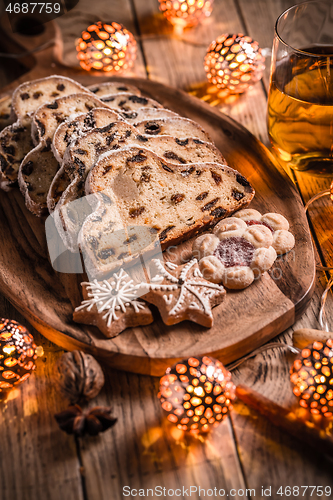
[
  {"x1": 0, "y1": 318, "x2": 37, "y2": 392},
  {"x1": 76, "y1": 21, "x2": 137, "y2": 72},
  {"x1": 204, "y1": 33, "x2": 265, "y2": 94},
  {"x1": 158, "y1": 356, "x2": 235, "y2": 433},
  {"x1": 290, "y1": 339, "x2": 333, "y2": 418},
  {"x1": 158, "y1": 0, "x2": 214, "y2": 28}
]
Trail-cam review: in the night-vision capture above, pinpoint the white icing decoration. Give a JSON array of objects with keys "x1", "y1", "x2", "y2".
[
  {"x1": 163, "y1": 294, "x2": 174, "y2": 305},
  {"x1": 75, "y1": 268, "x2": 147, "y2": 327},
  {"x1": 150, "y1": 259, "x2": 223, "y2": 318},
  {"x1": 193, "y1": 268, "x2": 203, "y2": 278},
  {"x1": 166, "y1": 262, "x2": 178, "y2": 270}
]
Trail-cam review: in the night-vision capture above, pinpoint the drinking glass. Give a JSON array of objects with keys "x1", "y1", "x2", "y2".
[{"x1": 267, "y1": 1, "x2": 333, "y2": 176}]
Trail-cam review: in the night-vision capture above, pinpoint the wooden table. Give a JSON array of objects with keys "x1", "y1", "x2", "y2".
[{"x1": 1, "y1": 1, "x2": 333, "y2": 499}]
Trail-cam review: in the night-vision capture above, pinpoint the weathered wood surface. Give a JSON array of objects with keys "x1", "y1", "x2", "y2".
[{"x1": 1, "y1": 0, "x2": 333, "y2": 499}]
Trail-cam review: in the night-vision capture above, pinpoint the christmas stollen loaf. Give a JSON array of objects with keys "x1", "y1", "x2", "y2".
[
  {"x1": 79, "y1": 146, "x2": 254, "y2": 277},
  {"x1": 0, "y1": 75, "x2": 91, "y2": 187}
]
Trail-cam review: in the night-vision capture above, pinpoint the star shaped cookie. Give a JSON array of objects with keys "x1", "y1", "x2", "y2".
[
  {"x1": 141, "y1": 258, "x2": 225, "y2": 328},
  {"x1": 73, "y1": 269, "x2": 153, "y2": 338}
]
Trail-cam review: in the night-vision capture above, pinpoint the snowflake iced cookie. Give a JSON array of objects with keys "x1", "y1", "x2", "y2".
[
  {"x1": 141, "y1": 258, "x2": 225, "y2": 328},
  {"x1": 193, "y1": 217, "x2": 277, "y2": 289},
  {"x1": 73, "y1": 269, "x2": 153, "y2": 338},
  {"x1": 233, "y1": 209, "x2": 295, "y2": 254}
]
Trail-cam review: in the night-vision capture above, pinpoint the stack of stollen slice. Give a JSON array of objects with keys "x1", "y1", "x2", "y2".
[{"x1": 0, "y1": 73, "x2": 255, "y2": 283}]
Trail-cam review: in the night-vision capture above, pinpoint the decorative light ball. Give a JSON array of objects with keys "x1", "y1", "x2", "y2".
[
  {"x1": 76, "y1": 21, "x2": 137, "y2": 72},
  {"x1": 158, "y1": 0, "x2": 214, "y2": 29},
  {"x1": 0, "y1": 318, "x2": 37, "y2": 392},
  {"x1": 290, "y1": 339, "x2": 333, "y2": 418},
  {"x1": 158, "y1": 356, "x2": 236, "y2": 433},
  {"x1": 204, "y1": 33, "x2": 265, "y2": 94}
]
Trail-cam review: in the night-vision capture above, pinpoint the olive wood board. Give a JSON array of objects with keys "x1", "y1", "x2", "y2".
[{"x1": 0, "y1": 20, "x2": 315, "y2": 376}]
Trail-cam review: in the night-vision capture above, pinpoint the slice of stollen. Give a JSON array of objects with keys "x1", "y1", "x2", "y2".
[
  {"x1": 78, "y1": 146, "x2": 254, "y2": 277},
  {"x1": 12, "y1": 75, "x2": 90, "y2": 123},
  {"x1": 52, "y1": 108, "x2": 121, "y2": 163},
  {"x1": 99, "y1": 93, "x2": 163, "y2": 112},
  {"x1": 0, "y1": 75, "x2": 92, "y2": 187},
  {"x1": 18, "y1": 93, "x2": 110, "y2": 216},
  {"x1": 87, "y1": 81, "x2": 141, "y2": 97},
  {"x1": 134, "y1": 117, "x2": 212, "y2": 142}
]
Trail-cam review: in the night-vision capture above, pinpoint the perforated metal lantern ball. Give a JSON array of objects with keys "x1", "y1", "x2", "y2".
[
  {"x1": 158, "y1": 356, "x2": 236, "y2": 432},
  {"x1": 158, "y1": 0, "x2": 214, "y2": 29},
  {"x1": 290, "y1": 340, "x2": 333, "y2": 418},
  {"x1": 0, "y1": 319, "x2": 37, "y2": 392},
  {"x1": 76, "y1": 21, "x2": 137, "y2": 72},
  {"x1": 204, "y1": 33, "x2": 265, "y2": 94}
]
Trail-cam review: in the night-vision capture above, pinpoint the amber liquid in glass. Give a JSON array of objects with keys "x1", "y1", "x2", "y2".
[{"x1": 268, "y1": 45, "x2": 333, "y2": 175}]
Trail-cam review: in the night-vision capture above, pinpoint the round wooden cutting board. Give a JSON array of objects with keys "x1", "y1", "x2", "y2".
[{"x1": 0, "y1": 21, "x2": 315, "y2": 376}]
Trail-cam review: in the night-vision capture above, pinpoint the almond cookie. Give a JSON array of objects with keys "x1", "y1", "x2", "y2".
[
  {"x1": 73, "y1": 269, "x2": 153, "y2": 338},
  {"x1": 194, "y1": 216, "x2": 277, "y2": 289},
  {"x1": 141, "y1": 258, "x2": 225, "y2": 328},
  {"x1": 233, "y1": 209, "x2": 295, "y2": 254}
]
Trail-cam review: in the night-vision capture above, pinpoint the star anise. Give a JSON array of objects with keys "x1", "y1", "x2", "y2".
[{"x1": 54, "y1": 405, "x2": 117, "y2": 437}]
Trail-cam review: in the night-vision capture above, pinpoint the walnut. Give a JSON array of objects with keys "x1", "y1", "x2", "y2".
[{"x1": 54, "y1": 351, "x2": 105, "y2": 403}]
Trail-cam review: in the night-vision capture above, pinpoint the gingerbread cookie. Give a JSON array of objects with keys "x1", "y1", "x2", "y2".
[
  {"x1": 233, "y1": 209, "x2": 295, "y2": 254},
  {"x1": 73, "y1": 269, "x2": 153, "y2": 338},
  {"x1": 141, "y1": 258, "x2": 225, "y2": 328},
  {"x1": 193, "y1": 217, "x2": 277, "y2": 289}
]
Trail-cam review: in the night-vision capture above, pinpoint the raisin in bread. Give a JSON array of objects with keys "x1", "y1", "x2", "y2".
[
  {"x1": 0, "y1": 76, "x2": 92, "y2": 187},
  {"x1": 135, "y1": 117, "x2": 212, "y2": 142},
  {"x1": 19, "y1": 93, "x2": 110, "y2": 215},
  {"x1": 79, "y1": 147, "x2": 254, "y2": 277},
  {"x1": 99, "y1": 93, "x2": 163, "y2": 111},
  {"x1": 0, "y1": 94, "x2": 14, "y2": 130},
  {"x1": 87, "y1": 81, "x2": 141, "y2": 97}
]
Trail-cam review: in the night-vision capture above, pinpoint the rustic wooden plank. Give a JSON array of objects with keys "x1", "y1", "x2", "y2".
[{"x1": 79, "y1": 368, "x2": 248, "y2": 500}]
